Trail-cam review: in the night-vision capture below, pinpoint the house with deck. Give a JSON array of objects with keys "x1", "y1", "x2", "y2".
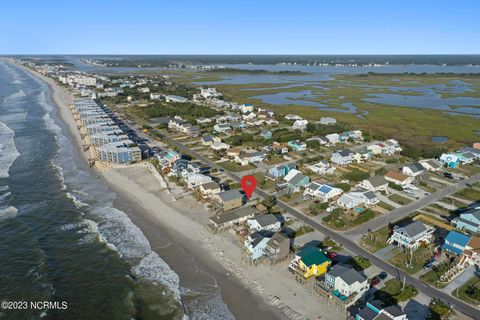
[
  {"x1": 213, "y1": 189, "x2": 244, "y2": 211},
  {"x1": 198, "y1": 181, "x2": 221, "y2": 199},
  {"x1": 384, "y1": 171, "x2": 413, "y2": 188},
  {"x1": 452, "y1": 208, "x2": 480, "y2": 234},
  {"x1": 268, "y1": 163, "x2": 296, "y2": 178},
  {"x1": 247, "y1": 214, "x2": 281, "y2": 233},
  {"x1": 308, "y1": 161, "x2": 335, "y2": 175},
  {"x1": 356, "y1": 302, "x2": 407, "y2": 320},
  {"x1": 244, "y1": 231, "x2": 272, "y2": 261},
  {"x1": 402, "y1": 163, "x2": 425, "y2": 177},
  {"x1": 288, "y1": 140, "x2": 307, "y2": 151},
  {"x1": 440, "y1": 153, "x2": 460, "y2": 168},
  {"x1": 324, "y1": 265, "x2": 369, "y2": 303},
  {"x1": 292, "y1": 119, "x2": 308, "y2": 130},
  {"x1": 289, "y1": 246, "x2": 331, "y2": 279},
  {"x1": 388, "y1": 221, "x2": 435, "y2": 250},
  {"x1": 264, "y1": 232, "x2": 291, "y2": 264},
  {"x1": 331, "y1": 149, "x2": 354, "y2": 166}
]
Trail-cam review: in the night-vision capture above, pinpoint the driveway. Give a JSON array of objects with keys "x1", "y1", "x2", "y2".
[{"x1": 442, "y1": 266, "x2": 476, "y2": 294}]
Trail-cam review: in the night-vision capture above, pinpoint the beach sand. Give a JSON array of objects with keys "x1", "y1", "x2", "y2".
[{"x1": 16, "y1": 61, "x2": 344, "y2": 320}]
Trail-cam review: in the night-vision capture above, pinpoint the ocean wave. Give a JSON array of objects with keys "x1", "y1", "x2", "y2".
[
  {"x1": 0, "y1": 191, "x2": 11, "y2": 202},
  {"x1": 0, "y1": 205, "x2": 18, "y2": 222},
  {"x1": 0, "y1": 120, "x2": 20, "y2": 178},
  {"x1": 7, "y1": 89, "x2": 26, "y2": 99},
  {"x1": 0, "y1": 112, "x2": 28, "y2": 123},
  {"x1": 11, "y1": 79, "x2": 22, "y2": 85}
]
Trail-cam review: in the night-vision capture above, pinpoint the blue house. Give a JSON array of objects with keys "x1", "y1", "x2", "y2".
[
  {"x1": 453, "y1": 208, "x2": 480, "y2": 234},
  {"x1": 288, "y1": 140, "x2": 307, "y2": 151},
  {"x1": 268, "y1": 163, "x2": 296, "y2": 178},
  {"x1": 442, "y1": 231, "x2": 471, "y2": 255},
  {"x1": 260, "y1": 129, "x2": 272, "y2": 140}
]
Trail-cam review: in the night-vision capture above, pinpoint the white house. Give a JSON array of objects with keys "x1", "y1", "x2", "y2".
[
  {"x1": 292, "y1": 119, "x2": 309, "y2": 130},
  {"x1": 210, "y1": 140, "x2": 230, "y2": 151},
  {"x1": 240, "y1": 104, "x2": 254, "y2": 113},
  {"x1": 387, "y1": 221, "x2": 435, "y2": 250},
  {"x1": 213, "y1": 123, "x2": 232, "y2": 133},
  {"x1": 326, "y1": 133, "x2": 340, "y2": 145},
  {"x1": 247, "y1": 214, "x2": 281, "y2": 233},
  {"x1": 319, "y1": 117, "x2": 337, "y2": 125},
  {"x1": 285, "y1": 114, "x2": 302, "y2": 120},
  {"x1": 385, "y1": 171, "x2": 413, "y2": 187},
  {"x1": 324, "y1": 265, "x2": 369, "y2": 303},
  {"x1": 307, "y1": 161, "x2": 335, "y2": 175},
  {"x1": 244, "y1": 231, "x2": 272, "y2": 261},
  {"x1": 402, "y1": 163, "x2": 425, "y2": 177},
  {"x1": 331, "y1": 149, "x2": 354, "y2": 166},
  {"x1": 337, "y1": 190, "x2": 379, "y2": 209},
  {"x1": 303, "y1": 183, "x2": 343, "y2": 201},
  {"x1": 184, "y1": 173, "x2": 212, "y2": 189}
]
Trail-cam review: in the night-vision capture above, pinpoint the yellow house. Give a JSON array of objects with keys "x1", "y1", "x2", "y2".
[{"x1": 290, "y1": 246, "x2": 331, "y2": 278}]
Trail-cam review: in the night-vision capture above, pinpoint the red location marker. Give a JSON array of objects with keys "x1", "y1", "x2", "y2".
[{"x1": 241, "y1": 175, "x2": 257, "y2": 199}]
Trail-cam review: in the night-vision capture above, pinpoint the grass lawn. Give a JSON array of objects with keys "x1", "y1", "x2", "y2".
[
  {"x1": 360, "y1": 226, "x2": 391, "y2": 252},
  {"x1": 374, "y1": 279, "x2": 418, "y2": 305},
  {"x1": 455, "y1": 188, "x2": 480, "y2": 202},
  {"x1": 388, "y1": 194, "x2": 413, "y2": 205},
  {"x1": 388, "y1": 245, "x2": 434, "y2": 274},
  {"x1": 323, "y1": 209, "x2": 377, "y2": 230},
  {"x1": 345, "y1": 256, "x2": 372, "y2": 271},
  {"x1": 219, "y1": 161, "x2": 255, "y2": 172},
  {"x1": 253, "y1": 173, "x2": 276, "y2": 191},
  {"x1": 420, "y1": 263, "x2": 450, "y2": 288},
  {"x1": 377, "y1": 201, "x2": 395, "y2": 211},
  {"x1": 295, "y1": 225, "x2": 315, "y2": 237},
  {"x1": 452, "y1": 276, "x2": 480, "y2": 306},
  {"x1": 266, "y1": 154, "x2": 286, "y2": 165}
]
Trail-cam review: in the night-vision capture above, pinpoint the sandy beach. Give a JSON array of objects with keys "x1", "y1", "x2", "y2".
[{"x1": 15, "y1": 61, "x2": 346, "y2": 320}]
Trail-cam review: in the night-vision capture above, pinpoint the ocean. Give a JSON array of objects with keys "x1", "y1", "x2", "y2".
[{"x1": 0, "y1": 61, "x2": 188, "y2": 319}]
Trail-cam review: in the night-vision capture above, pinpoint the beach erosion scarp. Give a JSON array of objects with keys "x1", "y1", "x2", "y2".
[{"x1": 15, "y1": 62, "x2": 288, "y2": 320}]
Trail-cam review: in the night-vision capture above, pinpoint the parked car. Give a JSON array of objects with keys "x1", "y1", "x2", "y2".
[
  {"x1": 327, "y1": 252, "x2": 337, "y2": 260},
  {"x1": 370, "y1": 276, "x2": 381, "y2": 287},
  {"x1": 423, "y1": 261, "x2": 433, "y2": 270},
  {"x1": 444, "y1": 172, "x2": 453, "y2": 179},
  {"x1": 378, "y1": 271, "x2": 388, "y2": 280}
]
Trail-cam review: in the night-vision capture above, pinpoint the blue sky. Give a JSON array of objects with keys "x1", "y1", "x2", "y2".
[{"x1": 1, "y1": 0, "x2": 479, "y2": 54}]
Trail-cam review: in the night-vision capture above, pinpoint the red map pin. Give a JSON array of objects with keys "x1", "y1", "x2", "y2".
[{"x1": 240, "y1": 175, "x2": 257, "y2": 199}]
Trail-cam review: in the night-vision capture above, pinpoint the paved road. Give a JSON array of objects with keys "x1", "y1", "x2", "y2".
[
  {"x1": 345, "y1": 173, "x2": 480, "y2": 238},
  {"x1": 156, "y1": 130, "x2": 480, "y2": 318}
]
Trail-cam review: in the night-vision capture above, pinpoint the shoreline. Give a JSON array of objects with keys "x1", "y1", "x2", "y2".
[{"x1": 12, "y1": 61, "x2": 288, "y2": 319}]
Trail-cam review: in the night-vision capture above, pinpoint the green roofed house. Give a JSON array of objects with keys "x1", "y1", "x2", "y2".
[{"x1": 289, "y1": 246, "x2": 331, "y2": 278}]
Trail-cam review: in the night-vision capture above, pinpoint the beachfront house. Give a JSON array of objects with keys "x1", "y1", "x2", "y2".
[
  {"x1": 247, "y1": 214, "x2": 281, "y2": 233},
  {"x1": 440, "y1": 153, "x2": 460, "y2": 169},
  {"x1": 244, "y1": 231, "x2": 272, "y2": 261},
  {"x1": 197, "y1": 181, "x2": 221, "y2": 199},
  {"x1": 213, "y1": 189, "x2": 244, "y2": 211},
  {"x1": 283, "y1": 169, "x2": 310, "y2": 192},
  {"x1": 357, "y1": 302, "x2": 408, "y2": 320},
  {"x1": 353, "y1": 148, "x2": 372, "y2": 163},
  {"x1": 387, "y1": 221, "x2": 435, "y2": 250},
  {"x1": 402, "y1": 163, "x2": 425, "y2": 177},
  {"x1": 289, "y1": 246, "x2": 331, "y2": 279},
  {"x1": 303, "y1": 183, "x2": 343, "y2": 202},
  {"x1": 288, "y1": 140, "x2": 307, "y2": 151},
  {"x1": 209, "y1": 206, "x2": 258, "y2": 230},
  {"x1": 359, "y1": 176, "x2": 389, "y2": 192},
  {"x1": 264, "y1": 232, "x2": 291, "y2": 264},
  {"x1": 97, "y1": 141, "x2": 142, "y2": 164},
  {"x1": 324, "y1": 265, "x2": 369, "y2": 303},
  {"x1": 452, "y1": 208, "x2": 480, "y2": 234},
  {"x1": 384, "y1": 171, "x2": 413, "y2": 188},
  {"x1": 331, "y1": 149, "x2": 354, "y2": 166}
]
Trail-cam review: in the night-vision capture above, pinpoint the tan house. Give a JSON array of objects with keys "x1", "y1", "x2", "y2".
[
  {"x1": 384, "y1": 171, "x2": 413, "y2": 187},
  {"x1": 213, "y1": 189, "x2": 244, "y2": 211},
  {"x1": 264, "y1": 232, "x2": 291, "y2": 263},
  {"x1": 198, "y1": 181, "x2": 221, "y2": 199}
]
